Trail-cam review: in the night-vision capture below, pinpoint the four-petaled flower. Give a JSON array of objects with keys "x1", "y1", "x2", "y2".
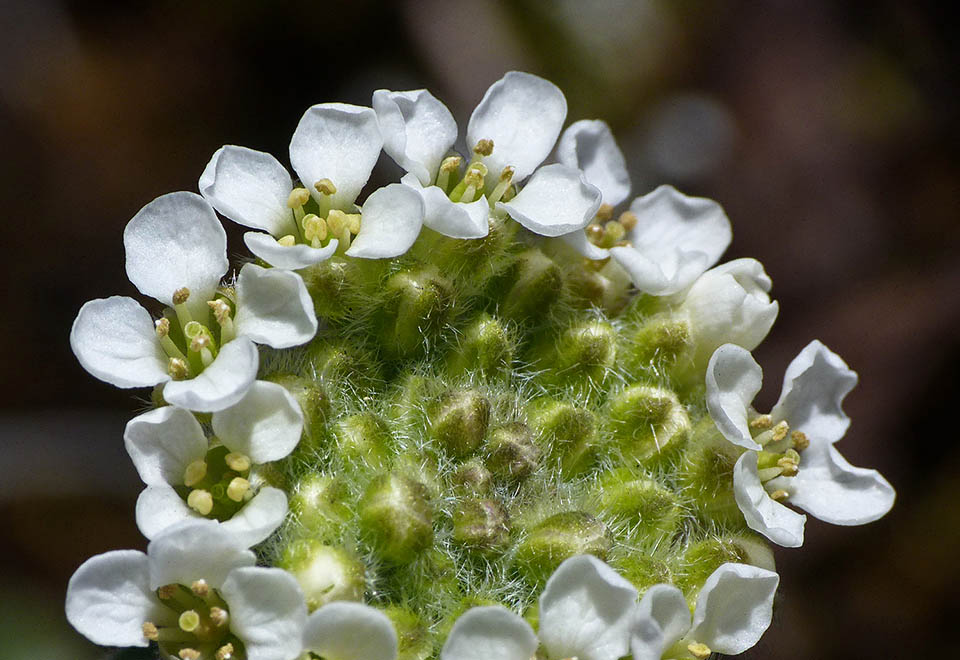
[
  {"x1": 125, "y1": 380, "x2": 304, "y2": 545},
  {"x1": 706, "y1": 340, "x2": 896, "y2": 546},
  {"x1": 70, "y1": 192, "x2": 318, "y2": 411}
]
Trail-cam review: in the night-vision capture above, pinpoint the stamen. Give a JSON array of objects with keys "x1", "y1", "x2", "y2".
[
  {"x1": 769, "y1": 489, "x2": 790, "y2": 501},
  {"x1": 208, "y1": 300, "x2": 235, "y2": 344},
  {"x1": 436, "y1": 155, "x2": 463, "y2": 192},
  {"x1": 172, "y1": 288, "x2": 193, "y2": 326},
  {"x1": 487, "y1": 166, "x2": 515, "y2": 205},
  {"x1": 749, "y1": 414, "x2": 773, "y2": 430},
  {"x1": 602, "y1": 220, "x2": 626, "y2": 246},
  {"x1": 226, "y1": 477, "x2": 250, "y2": 502},
  {"x1": 772, "y1": 420, "x2": 789, "y2": 442},
  {"x1": 156, "y1": 319, "x2": 189, "y2": 361},
  {"x1": 287, "y1": 187, "x2": 311, "y2": 209},
  {"x1": 302, "y1": 214, "x2": 328, "y2": 249},
  {"x1": 224, "y1": 452, "x2": 251, "y2": 472},
  {"x1": 184, "y1": 460, "x2": 208, "y2": 487},
  {"x1": 168, "y1": 357, "x2": 190, "y2": 380},
  {"x1": 277, "y1": 235, "x2": 296, "y2": 247},
  {"x1": 215, "y1": 643, "x2": 235, "y2": 660},
  {"x1": 157, "y1": 585, "x2": 177, "y2": 600},
  {"x1": 178, "y1": 610, "x2": 200, "y2": 633},
  {"x1": 687, "y1": 642, "x2": 711, "y2": 659},
  {"x1": 586, "y1": 223, "x2": 604, "y2": 244},
  {"x1": 326, "y1": 210, "x2": 352, "y2": 252},
  {"x1": 791, "y1": 430, "x2": 809, "y2": 451},
  {"x1": 190, "y1": 580, "x2": 209, "y2": 598},
  {"x1": 173, "y1": 288, "x2": 191, "y2": 306},
  {"x1": 179, "y1": 649, "x2": 201, "y2": 660},
  {"x1": 187, "y1": 489, "x2": 214, "y2": 516},
  {"x1": 458, "y1": 167, "x2": 485, "y2": 203},
  {"x1": 190, "y1": 334, "x2": 215, "y2": 368},
  {"x1": 757, "y1": 466, "x2": 784, "y2": 482},
  {"x1": 142, "y1": 622, "x2": 159, "y2": 641},
  {"x1": 209, "y1": 607, "x2": 229, "y2": 628},
  {"x1": 473, "y1": 138, "x2": 494, "y2": 157},
  {"x1": 595, "y1": 203, "x2": 614, "y2": 222},
  {"x1": 314, "y1": 178, "x2": 337, "y2": 196},
  {"x1": 618, "y1": 210, "x2": 638, "y2": 230}
]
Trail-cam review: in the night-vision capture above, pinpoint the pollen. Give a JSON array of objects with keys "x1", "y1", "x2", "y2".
[
  {"x1": 187, "y1": 489, "x2": 214, "y2": 516},
  {"x1": 688, "y1": 642, "x2": 711, "y2": 659},
  {"x1": 172, "y1": 287, "x2": 191, "y2": 305},
  {"x1": 749, "y1": 414, "x2": 773, "y2": 430},
  {"x1": 184, "y1": 459, "x2": 207, "y2": 487},
  {"x1": 473, "y1": 138, "x2": 494, "y2": 156},
  {"x1": 287, "y1": 187, "x2": 311, "y2": 208},
  {"x1": 314, "y1": 178, "x2": 338, "y2": 196},
  {"x1": 226, "y1": 477, "x2": 250, "y2": 502},
  {"x1": 225, "y1": 452, "x2": 251, "y2": 472}
]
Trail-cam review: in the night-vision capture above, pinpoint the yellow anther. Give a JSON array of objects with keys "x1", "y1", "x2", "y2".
[
  {"x1": 142, "y1": 622, "x2": 159, "y2": 641},
  {"x1": 464, "y1": 167, "x2": 485, "y2": 187},
  {"x1": 586, "y1": 224, "x2": 605, "y2": 242},
  {"x1": 499, "y1": 165, "x2": 515, "y2": 182},
  {"x1": 345, "y1": 213, "x2": 362, "y2": 235},
  {"x1": 326, "y1": 210, "x2": 347, "y2": 235},
  {"x1": 769, "y1": 489, "x2": 790, "y2": 501},
  {"x1": 187, "y1": 489, "x2": 214, "y2": 516},
  {"x1": 178, "y1": 610, "x2": 200, "y2": 632},
  {"x1": 225, "y1": 452, "x2": 251, "y2": 472},
  {"x1": 227, "y1": 477, "x2": 250, "y2": 502},
  {"x1": 215, "y1": 643, "x2": 235, "y2": 660},
  {"x1": 287, "y1": 187, "x2": 311, "y2": 208},
  {"x1": 314, "y1": 178, "x2": 338, "y2": 196},
  {"x1": 210, "y1": 607, "x2": 229, "y2": 628},
  {"x1": 791, "y1": 430, "x2": 809, "y2": 450},
  {"x1": 183, "y1": 460, "x2": 207, "y2": 487},
  {"x1": 440, "y1": 155, "x2": 463, "y2": 173},
  {"x1": 189, "y1": 333, "x2": 211, "y2": 354},
  {"x1": 772, "y1": 420, "x2": 789, "y2": 442},
  {"x1": 603, "y1": 220, "x2": 626, "y2": 243},
  {"x1": 277, "y1": 234, "x2": 297, "y2": 247},
  {"x1": 618, "y1": 210, "x2": 638, "y2": 231},
  {"x1": 190, "y1": 579, "x2": 209, "y2": 598},
  {"x1": 473, "y1": 138, "x2": 494, "y2": 156},
  {"x1": 302, "y1": 213, "x2": 328, "y2": 243},
  {"x1": 750, "y1": 414, "x2": 773, "y2": 430},
  {"x1": 155, "y1": 317, "x2": 171, "y2": 338},
  {"x1": 595, "y1": 203, "x2": 614, "y2": 222},
  {"x1": 157, "y1": 585, "x2": 177, "y2": 600},
  {"x1": 777, "y1": 456, "x2": 799, "y2": 477},
  {"x1": 168, "y1": 357, "x2": 190, "y2": 380},
  {"x1": 172, "y1": 287, "x2": 191, "y2": 305},
  {"x1": 687, "y1": 642, "x2": 711, "y2": 659},
  {"x1": 207, "y1": 299, "x2": 232, "y2": 325},
  {"x1": 179, "y1": 649, "x2": 201, "y2": 660}
]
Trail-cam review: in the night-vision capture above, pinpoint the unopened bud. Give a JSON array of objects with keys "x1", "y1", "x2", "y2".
[
  {"x1": 596, "y1": 467, "x2": 682, "y2": 537},
  {"x1": 378, "y1": 268, "x2": 454, "y2": 358},
  {"x1": 358, "y1": 472, "x2": 433, "y2": 563},
  {"x1": 431, "y1": 390, "x2": 491, "y2": 457},
  {"x1": 452, "y1": 459, "x2": 493, "y2": 492},
  {"x1": 445, "y1": 315, "x2": 515, "y2": 376},
  {"x1": 289, "y1": 473, "x2": 350, "y2": 536},
  {"x1": 279, "y1": 540, "x2": 366, "y2": 611},
  {"x1": 501, "y1": 249, "x2": 563, "y2": 321},
  {"x1": 624, "y1": 315, "x2": 692, "y2": 372},
  {"x1": 333, "y1": 413, "x2": 392, "y2": 468},
  {"x1": 486, "y1": 423, "x2": 540, "y2": 482},
  {"x1": 515, "y1": 512, "x2": 612, "y2": 583},
  {"x1": 452, "y1": 498, "x2": 509, "y2": 551},
  {"x1": 526, "y1": 398, "x2": 598, "y2": 476},
  {"x1": 607, "y1": 384, "x2": 690, "y2": 463}
]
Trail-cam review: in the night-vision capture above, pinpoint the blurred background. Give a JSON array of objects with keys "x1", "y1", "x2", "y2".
[{"x1": 1, "y1": 1, "x2": 957, "y2": 658}]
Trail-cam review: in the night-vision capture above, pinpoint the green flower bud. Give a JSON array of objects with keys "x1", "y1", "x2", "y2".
[
  {"x1": 673, "y1": 533, "x2": 775, "y2": 597},
  {"x1": 526, "y1": 398, "x2": 600, "y2": 476},
  {"x1": 382, "y1": 605, "x2": 434, "y2": 660},
  {"x1": 289, "y1": 473, "x2": 350, "y2": 539},
  {"x1": 500, "y1": 249, "x2": 563, "y2": 321},
  {"x1": 430, "y1": 390, "x2": 491, "y2": 457},
  {"x1": 486, "y1": 423, "x2": 540, "y2": 482},
  {"x1": 531, "y1": 320, "x2": 617, "y2": 393},
  {"x1": 607, "y1": 384, "x2": 691, "y2": 463},
  {"x1": 278, "y1": 540, "x2": 365, "y2": 612},
  {"x1": 309, "y1": 339, "x2": 382, "y2": 399},
  {"x1": 333, "y1": 412, "x2": 393, "y2": 469},
  {"x1": 378, "y1": 267, "x2": 455, "y2": 358},
  {"x1": 611, "y1": 553, "x2": 673, "y2": 595},
  {"x1": 265, "y1": 374, "x2": 330, "y2": 438},
  {"x1": 677, "y1": 419, "x2": 743, "y2": 525},
  {"x1": 595, "y1": 467, "x2": 682, "y2": 542},
  {"x1": 452, "y1": 498, "x2": 510, "y2": 552},
  {"x1": 451, "y1": 458, "x2": 493, "y2": 493},
  {"x1": 515, "y1": 512, "x2": 613, "y2": 583},
  {"x1": 445, "y1": 314, "x2": 515, "y2": 376},
  {"x1": 623, "y1": 314, "x2": 693, "y2": 375},
  {"x1": 359, "y1": 472, "x2": 434, "y2": 563},
  {"x1": 301, "y1": 258, "x2": 368, "y2": 321}
]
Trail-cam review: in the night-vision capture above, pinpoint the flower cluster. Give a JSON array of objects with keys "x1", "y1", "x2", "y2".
[{"x1": 66, "y1": 72, "x2": 893, "y2": 660}]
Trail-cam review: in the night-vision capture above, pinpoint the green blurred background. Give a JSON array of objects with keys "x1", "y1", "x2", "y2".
[{"x1": 1, "y1": 1, "x2": 957, "y2": 658}]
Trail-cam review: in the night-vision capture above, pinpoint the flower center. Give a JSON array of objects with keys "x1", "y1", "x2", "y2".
[
  {"x1": 180, "y1": 445, "x2": 253, "y2": 519},
  {"x1": 434, "y1": 138, "x2": 516, "y2": 206},
  {"x1": 155, "y1": 288, "x2": 236, "y2": 380},
  {"x1": 584, "y1": 204, "x2": 638, "y2": 250},
  {"x1": 143, "y1": 579, "x2": 241, "y2": 659},
  {"x1": 747, "y1": 413, "x2": 810, "y2": 500},
  {"x1": 282, "y1": 181, "x2": 362, "y2": 254}
]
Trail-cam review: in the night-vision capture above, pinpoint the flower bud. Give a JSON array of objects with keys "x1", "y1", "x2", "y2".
[
  {"x1": 278, "y1": 540, "x2": 366, "y2": 612},
  {"x1": 378, "y1": 267, "x2": 454, "y2": 358},
  {"x1": 359, "y1": 472, "x2": 434, "y2": 563},
  {"x1": 532, "y1": 320, "x2": 617, "y2": 392},
  {"x1": 382, "y1": 605, "x2": 434, "y2": 660},
  {"x1": 614, "y1": 553, "x2": 673, "y2": 595},
  {"x1": 266, "y1": 374, "x2": 330, "y2": 437},
  {"x1": 673, "y1": 533, "x2": 775, "y2": 596},
  {"x1": 595, "y1": 467, "x2": 682, "y2": 541},
  {"x1": 500, "y1": 249, "x2": 563, "y2": 321},
  {"x1": 623, "y1": 315, "x2": 693, "y2": 373},
  {"x1": 445, "y1": 315, "x2": 515, "y2": 376},
  {"x1": 309, "y1": 340, "x2": 383, "y2": 397},
  {"x1": 430, "y1": 390, "x2": 491, "y2": 457},
  {"x1": 677, "y1": 419, "x2": 742, "y2": 525},
  {"x1": 452, "y1": 459, "x2": 493, "y2": 493},
  {"x1": 452, "y1": 498, "x2": 510, "y2": 551},
  {"x1": 676, "y1": 258, "x2": 779, "y2": 366},
  {"x1": 289, "y1": 473, "x2": 350, "y2": 538},
  {"x1": 333, "y1": 412, "x2": 393, "y2": 468},
  {"x1": 515, "y1": 512, "x2": 613, "y2": 583},
  {"x1": 486, "y1": 423, "x2": 540, "y2": 482},
  {"x1": 607, "y1": 384, "x2": 691, "y2": 463},
  {"x1": 526, "y1": 398, "x2": 599, "y2": 476}
]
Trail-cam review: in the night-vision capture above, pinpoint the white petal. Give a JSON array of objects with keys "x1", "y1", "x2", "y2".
[
  {"x1": 162, "y1": 337, "x2": 259, "y2": 413},
  {"x1": 289, "y1": 102, "x2": 382, "y2": 209},
  {"x1": 539, "y1": 555, "x2": 638, "y2": 660},
  {"x1": 199, "y1": 145, "x2": 297, "y2": 236},
  {"x1": 244, "y1": 231, "x2": 339, "y2": 270},
  {"x1": 733, "y1": 453, "x2": 806, "y2": 548},
  {"x1": 124, "y1": 406, "x2": 207, "y2": 486},
  {"x1": 403, "y1": 172, "x2": 489, "y2": 239},
  {"x1": 213, "y1": 380, "x2": 304, "y2": 462},
  {"x1": 70, "y1": 296, "x2": 169, "y2": 389},
  {"x1": 373, "y1": 89, "x2": 457, "y2": 186},
  {"x1": 221, "y1": 567, "x2": 307, "y2": 660},
  {"x1": 346, "y1": 183, "x2": 425, "y2": 259},
  {"x1": 561, "y1": 229, "x2": 611, "y2": 261},
  {"x1": 467, "y1": 71, "x2": 567, "y2": 182},
  {"x1": 557, "y1": 119, "x2": 631, "y2": 206},
  {"x1": 440, "y1": 606, "x2": 536, "y2": 660},
  {"x1": 66, "y1": 550, "x2": 169, "y2": 647},
  {"x1": 123, "y1": 191, "x2": 228, "y2": 313},
  {"x1": 147, "y1": 519, "x2": 256, "y2": 590},
  {"x1": 234, "y1": 264, "x2": 318, "y2": 348},
  {"x1": 679, "y1": 258, "x2": 779, "y2": 362},
  {"x1": 705, "y1": 344, "x2": 763, "y2": 451},
  {"x1": 305, "y1": 601, "x2": 399, "y2": 660},
  {"x1": 610, "y1": 185, "x2": 731, "y2": 295},
  {"x1": 136, "y1": 484, "x2": 200, "y2": 540},
  {"x1": 772, "y1": 340, "x2": 858, "y2": 445},
  {"x1": 689, "y1": 563, "x2": 779, "y2": 655},
  {"x1": 498, "y1": 164, "x2": 602, "y2": 237},
  {"x1": 220, "y1": 487, "x2": 289, "y2": 547},
  {"x1": 771, "y1": 443, "x2": 895, "y2": 525},
  {"x1": 630, "y1": 585, "x2": 691, "y2": 660}
]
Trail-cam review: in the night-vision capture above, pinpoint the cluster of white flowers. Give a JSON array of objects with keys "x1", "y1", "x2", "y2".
[{"x1": 65, "y1": 71, "x2": 894, "y2": 660}]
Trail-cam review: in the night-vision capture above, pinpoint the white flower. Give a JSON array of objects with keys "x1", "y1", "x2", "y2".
[
  {"x1": 631, "y1": 563, "x2": 779, "y2": 660},
  {"x1": 65, "y1": 520, "x2": 307, "y2": 660},
  {"x1": 70, "y1": 192, "x2": 318, "y2": 411},
  {"x1": 125, "y1": 380, "x2": 303, "y2": 545},
  {"x1": 201, "y1": 103, "x2": 425, "y2": 266},
  {"x1": 706, "y1": 341, "x2": 896, "y2": 547},
  {"x1": 302, "y1": 601, "x2": 398, "y2": 660},
  {"x1": 440, "y1": 555, "x2": 637, "y2": 660},
  {"x1": 374, "y1": 71, "x2": 602, "y2": 240},
  {"x1": 674, "y1": 258, "x2": 779, "y2": 364}
]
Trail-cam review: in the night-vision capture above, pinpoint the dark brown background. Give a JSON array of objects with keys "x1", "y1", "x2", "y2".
[{"x1": 1, "y1": 1, "x2": 957, "y2": 658}]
